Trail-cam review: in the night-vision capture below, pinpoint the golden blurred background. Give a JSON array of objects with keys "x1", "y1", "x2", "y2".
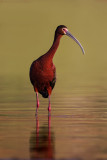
[{"x1": 0, "y1": 0, "x2": 107, "y2": 85}]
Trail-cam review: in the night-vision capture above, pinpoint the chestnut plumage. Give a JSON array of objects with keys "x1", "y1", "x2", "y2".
[{"x1": 29, "y1": 25, "x2": 85, "y2": 115}]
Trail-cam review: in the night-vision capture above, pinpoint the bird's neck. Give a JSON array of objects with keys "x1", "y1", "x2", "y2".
[{"x1": 45, "y1": 33, "x2": 62, "y2": 60}]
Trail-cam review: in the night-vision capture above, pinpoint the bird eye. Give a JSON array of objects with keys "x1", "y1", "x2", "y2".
[{"x1": 62, "y1": 28, "x2": 68, "y2": 34}]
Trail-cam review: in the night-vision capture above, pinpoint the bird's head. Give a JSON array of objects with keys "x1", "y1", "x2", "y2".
[
  {"x1": 56, "y1": 25, "x2": 68, "y2": 35},
  {"x1": 56, "y1": 25, "x2": 85, "y2": 54}
]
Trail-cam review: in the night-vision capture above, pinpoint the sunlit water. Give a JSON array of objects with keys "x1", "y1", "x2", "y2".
[{"x1": 0, "y1": 74, "x2": 107, "y2": 160}]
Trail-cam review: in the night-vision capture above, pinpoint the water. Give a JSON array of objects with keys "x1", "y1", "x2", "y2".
[
  {"x1": 0, "y1": 74, "x2": 107, "y2": 160},
  {"x1": 0, "y1": 0, "x2": 107, "y2": 159}
]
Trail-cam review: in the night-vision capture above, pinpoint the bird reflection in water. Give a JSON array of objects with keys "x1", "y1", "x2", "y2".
[{"x1": 30, "y1": 116, "x2": 55, "y2": 160}]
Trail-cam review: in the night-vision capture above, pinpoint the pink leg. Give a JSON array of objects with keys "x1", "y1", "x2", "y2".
[
  {"x1": 36, "y1": 92, "x2": 39, "y2": 115},
  {"x1": 48, "y1": 95, "x2": 51, "y2": 115}
]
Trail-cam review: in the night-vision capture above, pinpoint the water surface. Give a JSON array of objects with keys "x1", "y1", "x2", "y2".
[{"x1": 0, "y1": 74, "x2": 107, "y2": 160}]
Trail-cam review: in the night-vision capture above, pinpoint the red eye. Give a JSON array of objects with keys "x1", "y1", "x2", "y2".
[{"x1": 62, "y1": 28, "x2": 68, "y2": 33}]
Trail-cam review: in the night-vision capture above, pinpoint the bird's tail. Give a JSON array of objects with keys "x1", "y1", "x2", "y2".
[{"x1": 39, "y1": 89, "x2": 49, "y2": 98}]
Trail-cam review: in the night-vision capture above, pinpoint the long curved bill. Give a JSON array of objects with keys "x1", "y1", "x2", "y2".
[{"x1": 66, "y1": 30, "x2": 85, "y2": 54}]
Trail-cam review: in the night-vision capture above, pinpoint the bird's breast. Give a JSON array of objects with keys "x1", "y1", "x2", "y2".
[{"x1": 30, "y1": 59, "x2": 56, "y2": 86}]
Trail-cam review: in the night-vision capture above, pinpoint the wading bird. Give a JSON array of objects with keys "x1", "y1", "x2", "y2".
[{"x1": 30, "y1": 25, "x2": 85, "y2": 115}]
